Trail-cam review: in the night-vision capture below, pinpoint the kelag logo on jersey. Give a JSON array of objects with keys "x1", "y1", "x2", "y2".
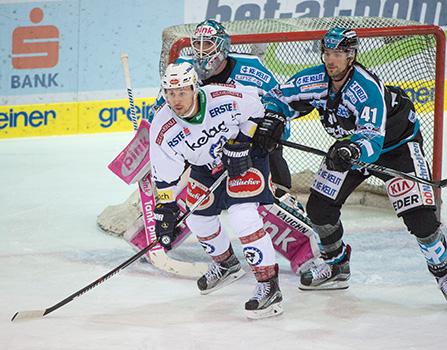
[{"x1": 185, "y1": 121, "x2": 229, "y2": 151}]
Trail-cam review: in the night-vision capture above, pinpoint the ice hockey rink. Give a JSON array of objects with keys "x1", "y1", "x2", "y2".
[{"x1": 1, "y1": 130, "x2": 447, "y2": 350}]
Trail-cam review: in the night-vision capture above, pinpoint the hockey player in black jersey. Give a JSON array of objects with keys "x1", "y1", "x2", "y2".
[{"x1": 256, "y1": 27, "x2": 447, "y2": 300}]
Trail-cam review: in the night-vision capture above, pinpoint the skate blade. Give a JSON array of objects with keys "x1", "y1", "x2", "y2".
[
  {"x1": 245, "y1": 302, "x2": 283, "y2": 320},
  {"x1": 298, "y1": 280, "x2": 349, "y2": 291},
  {"x1": 200, "y1": 269, "x2": 246, "y2": 295}
]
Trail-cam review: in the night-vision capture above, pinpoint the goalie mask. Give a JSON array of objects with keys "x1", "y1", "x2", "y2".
[
  {"x1": 191, "y1": 19, "x2": 231, "y2": 80},
  {"x1": 321, "y1": 27, "x2": 359, "y2": 59},
  {"x1": 161, "y1": 62, "x2": 199, "y2": 118}
]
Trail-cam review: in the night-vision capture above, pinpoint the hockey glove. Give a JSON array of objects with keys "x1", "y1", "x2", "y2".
[
  {"x1": 154, "y1": 203, "x2": 180, "y2": 250},
  {"x1": 221, "y1": 142, "x2": 252, "y2": 178},
  {"x1": 253, "y1": 110, "x2": 286, "y2": 152},
  {"x1": 326, "y1": 140, "x2": 361, "y2": 172}
]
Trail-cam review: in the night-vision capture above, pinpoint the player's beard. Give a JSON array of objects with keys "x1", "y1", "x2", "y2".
[
  {"x1": 176, "y1": 93, "x2": 198, "y2": 119},
  {"x1": 327, "y1": 65, "x2": 351, "y2": 82}
]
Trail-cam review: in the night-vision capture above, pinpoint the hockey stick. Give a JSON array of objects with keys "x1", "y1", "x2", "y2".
[
  {"x1": 280, "y1": 140, "x2": 447, "y2": 188},
  {"x1": 120, "y1": 53, "x2": 207, "y2": 277},
  {"x1": 120, "y1": 53, "x2": 138, "y2": 131},
  {"x1": 11, "y1": 170, "x2": 227, "y2": 322}
]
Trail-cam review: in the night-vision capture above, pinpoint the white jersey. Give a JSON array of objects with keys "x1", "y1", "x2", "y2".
[{"x1": 150, "y1": 84, "x2": 263, "y2": 185}]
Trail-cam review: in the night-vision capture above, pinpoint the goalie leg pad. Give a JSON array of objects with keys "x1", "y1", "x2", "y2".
[{"x1": 258, "y1": 202, "x2": 319, "y2": 273}]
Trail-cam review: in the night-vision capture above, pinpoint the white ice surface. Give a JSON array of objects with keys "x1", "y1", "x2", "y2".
[{"x1": 1, "y1": 133, "x2": 446, "y2": 350}]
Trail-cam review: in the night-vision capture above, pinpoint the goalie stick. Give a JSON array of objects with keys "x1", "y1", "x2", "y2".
[
  {"x1": 119, "y1": 54, "x2": 207, "y2": 278},
  {"x1": 11, "y1": 170, "x2": 228, "y2": 322},
  {"x1": 280, "y1": 140, "x2": 447, "y2": 189}
]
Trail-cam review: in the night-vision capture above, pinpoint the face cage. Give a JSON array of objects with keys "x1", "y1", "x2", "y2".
[{"x1": 191, "y1": 36, "x2": 228, "y2": 80}]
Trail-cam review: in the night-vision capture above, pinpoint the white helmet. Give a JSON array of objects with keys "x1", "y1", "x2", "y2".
[
  {"x1": 161, "y1": 62, "x2": 199, "y2": 92},
  {"x1": 161, "y1": 62, "x2": 199, "y2": 118}
]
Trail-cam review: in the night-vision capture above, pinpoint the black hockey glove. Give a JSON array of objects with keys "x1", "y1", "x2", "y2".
[
  {"x1": 326, "y1": 140, "x2": 361, "y2": 172},
  {"x1": 253, "y1": 110, "x2": 286, "y2": 152},
  {"x1": 221, "y1": 141, "x2": 252, "y2": 178},
  {"x1": 154, "y1": 203, "x2": 180, "y2": 250}
]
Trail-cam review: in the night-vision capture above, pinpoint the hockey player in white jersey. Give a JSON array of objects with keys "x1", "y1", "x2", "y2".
[{"x1": 150, "y1": 62, "x2": 283, "y2": 319}]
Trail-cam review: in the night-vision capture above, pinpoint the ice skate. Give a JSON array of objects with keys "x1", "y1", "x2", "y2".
[
  {"x1": 197, "y1": 253, "x2": 245, "y2": 295},
  {"x1": 245, "y1": 275, "x2": 283, "y2": 320},
  {"x1": 299, "y1": 245, "x2": 351, "y2": 290}
]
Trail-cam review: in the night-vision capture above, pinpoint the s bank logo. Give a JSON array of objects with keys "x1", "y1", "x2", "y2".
[
  {"x1": 12, "y1": 8, "x2": 59, "y2": 69},
  {"x1": 10, "y1": 8, "x2": 60, "y2": 89}
]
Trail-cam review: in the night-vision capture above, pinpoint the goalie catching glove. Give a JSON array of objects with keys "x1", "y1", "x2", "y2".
[
  {"x1": 154, "y1": 203, "x2": 180, "y2": 250},
  {"x1": 326, "y1": 140, "x2": 361, "y2": 172},
  {"x1": 253, "y1": 110, "x2": 286, "y2": 152},
  {"x1": 221, "y1": 141, "x2": 252, "y2": 178}
]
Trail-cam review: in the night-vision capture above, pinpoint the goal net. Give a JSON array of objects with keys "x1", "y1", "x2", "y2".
[{"x1": 160, "y1": 17, "x2": 445, "y2": 211}]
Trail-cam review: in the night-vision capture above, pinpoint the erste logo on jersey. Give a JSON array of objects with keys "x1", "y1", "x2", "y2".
[
  {"x1": 209, "y1": 102, "x2": 235, "y2": 118},
  {"x1": 156, "y1": 118, "x2": 177, "y2": 145},
  {"x1": 167, "y1": 127, "x2": 191, "y2": 148}
]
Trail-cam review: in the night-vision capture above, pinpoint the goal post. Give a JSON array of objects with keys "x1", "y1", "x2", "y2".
[{"x1": 160, "y1": 17, "x2": 445, "y2": 211}]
